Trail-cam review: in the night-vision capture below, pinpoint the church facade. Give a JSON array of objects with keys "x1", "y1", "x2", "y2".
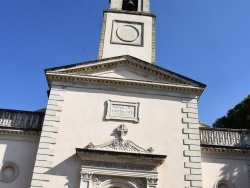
[{"x1": 0, "y1": 1, "x2": 249, "y2": 188}]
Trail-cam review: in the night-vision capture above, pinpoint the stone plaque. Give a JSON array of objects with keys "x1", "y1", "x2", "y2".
[
  {"x1": 106, "y1": 100, "x2": 139, "y2": 122},
  {"x1": 111, "y1": 20, "x2": 144, "y2": 46}
]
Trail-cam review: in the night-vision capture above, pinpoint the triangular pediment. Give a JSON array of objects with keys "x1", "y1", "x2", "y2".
[
  {"x1": 46, "y1": 56, "x2": 205, "y2": 86},
  {"x1": 45, "y1": 56, "x2": 206, "y2": 95},
  {"x1": 81, "y1": 65, "x2": 168, "y2": 83}
]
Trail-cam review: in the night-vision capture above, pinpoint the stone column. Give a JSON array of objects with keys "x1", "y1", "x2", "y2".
[
  {"x1": 81, "y1": 173, "x2": 93, "y2": 188},
  {"x1": 146, "y1": 178, "x2": 158, "y2": 188}
]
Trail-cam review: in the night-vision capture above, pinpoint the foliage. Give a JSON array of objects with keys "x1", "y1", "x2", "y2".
[{"x1": 212, "y1": 95, "x2": 250, "y2": 129}]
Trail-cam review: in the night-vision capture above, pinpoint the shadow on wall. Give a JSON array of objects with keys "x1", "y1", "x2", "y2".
[
  {"x1": 218, "y1": 161, "x2": 248, "y2": 187},
  {"x1": 46, "y1": 154, "x2": 81, "y2": 188},
  {"x1": 0, "y1": 138, "x2": 39, "y2": 188}
]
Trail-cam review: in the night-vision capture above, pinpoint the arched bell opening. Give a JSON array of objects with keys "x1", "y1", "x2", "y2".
[{"x1": 122, "y1": 0, "x2": 138, "y2": 11}]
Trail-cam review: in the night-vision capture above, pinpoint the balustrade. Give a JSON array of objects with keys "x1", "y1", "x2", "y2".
[
  {"x1": 0, "y1": 109, "x2": 44, "y2": 131},
  {"x1": 200, "y1": 128, "x2": 250, "y2": 149}
]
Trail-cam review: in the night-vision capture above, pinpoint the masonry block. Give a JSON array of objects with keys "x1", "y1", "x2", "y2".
[
  {"x1": 188, "y1": 113, "x2": 199, "y2": 119},
  {"x1": 185, "y1": 162, "x2": 202, "y2": 169},
  {"x1": 49, "y1": 95, "x2": 64, "y2": 101},
  {"x1": 181, "y1": 98, "x2": 197, "y2": 104},
  {"x1": 185, "y1": 175, "x2": 202, "y2": 181},
  {"x1": 40, "y1": 137, "x2": 57, "y2": 144},
  {"x1": 184, "y1": 151, "x2": 201, "y2": 157},
  {"x1": 189, "y1": 145, "x2": 201, "y2": 151},
  {"x1": 191, "y1": 180, "x2": 203, "y2": 187},
  {"x1": 188, "y1": 124, "x2": 200, "y2": 129},
  {"x1": 33, "y1": 167, "x2": 47, "y2": 174},
  {"x1": 45, "y1": 110, "x2": 57, "y2": 116},
  {"x1": 32, "y1": 173, "x2": 50, "y2": 181},
  {"x1": 43, "y1": 120, "x2": 55, "y2": 127},
  {"x1": 190, "y1": 157, "x2": 201, "y2": 163},
  {"x1": 31, "y1": 179, "x2": 44, "y2": 187},
  {"x1": 183, "y1": 118, "x2": 199, "y2": 124},
  {"x1": 43, "y1": 126, "x2": 59, "y2": 133},
  {"x1": 183, "y1": 129, "x2": 199, "y2": 135},
  {"x1": 41, "y1": 131, "x2": 53, "y2": 138},
  {"x1": 35, "y1": 161, "x2": 52, "y2": 168},
  {"x1": 37, "y1": 148, "x2": 54, "y2": 156},
  {"x1": 184, "y1": 139, "x2": 200, "y2": 145},
  {"x1": 191, "y1": 169, "x2": 202, "y2": 175},
  {"x1": 182, "y1": 108, "x2": 198, "y2": 114},
  {"x1": 188, "y1": 134, "x2": 200, "y2": 140},
  {"x1": 45, "y1": 115, "x2": 60, "y2": 122},
  {"x1": 36, "y1": 154, "x2": 48, "y2": 161},
  {"x1": 39, "y1": 143, "x2": 51, "y2": 149},
  {"x1": 47, "y1": 100, "x2": 58, "y2": 106},
  {"x1": 47, "y1": 105, "x2": 63, "y2": 111},
  {"x1": 187, "y1": 103, "x2": 198, "y2": 109}
]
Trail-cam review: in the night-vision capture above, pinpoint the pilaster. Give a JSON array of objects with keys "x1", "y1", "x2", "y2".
[
  {"x1": 30, "y1": 86, "x2": 64, "y2": 188},
  {"x1": 182, "y1": 97, "x2": 203, "y2": 188}
]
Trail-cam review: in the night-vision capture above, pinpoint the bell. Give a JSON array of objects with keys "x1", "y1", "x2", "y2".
[{"x1": 123, "y1": 0, "x2": 136, "y2": 11}]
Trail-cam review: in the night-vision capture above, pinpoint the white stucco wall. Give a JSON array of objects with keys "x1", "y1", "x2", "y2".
[
  {"x1": 0, "y1": 134, "x2": 39, "y2": 188},
  {"x1": 42, "y1": 83, "x2": 197, "y2": 188},
  {"x1": 201, "y1": 152, "x2": 250, "y2": 188},
  {"x1": 101, "y1": 12, "x2": 154, "y2": 64}
]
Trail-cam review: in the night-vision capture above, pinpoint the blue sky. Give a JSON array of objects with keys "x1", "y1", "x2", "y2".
[{"x1": 0, "y1": 0, "x2": 250, "y2": 126}]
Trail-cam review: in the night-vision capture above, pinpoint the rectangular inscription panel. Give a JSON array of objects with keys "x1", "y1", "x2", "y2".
[{"x1": 106, "y1": 100, "x2": 139, "y2": 122}]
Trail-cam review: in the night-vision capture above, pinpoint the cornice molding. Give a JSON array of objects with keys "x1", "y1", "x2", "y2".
[
  {"x1": 46, "y1": 73, "x2": 203, "y2": 95},
  {"x1": 0, "y1": 128, "x2": 41, "y2": 136},
  {"x1": 45, "y1": 57, "x2": 206, "y2": 88},
  {"x1": 201, "y1": 147, "x2": 250, "y2": 154}
]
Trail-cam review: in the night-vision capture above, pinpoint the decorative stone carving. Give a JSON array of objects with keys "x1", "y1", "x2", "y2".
[
  {"x1": 106, "y1": 100, "x2": 140, "y2": 122},
  {"x1": 87, "y1": 142, "x2": 95, "y2": 148},
  {"x1": 94, "y1": 177, "x2": 101, "y2": 186},
  {"x1": 146, "y1": 177, "x2": 158, "y2": 184},
  {"x1": 146, "y1": 178, "x2": 158, "y2": 188},
  {"x1": 81, "y1": 172, "x2": 93, "y2": 180},
  {"x1": 83, "y1": 160, "x2": 157, "y2": 172},
  {"x1": 117, "y1": 124, "x2": 128, "y2": 140},
  {"x1": 136, "y1": 180, "x2": 145, "y2": 188},
  {"x1": 88, "y1": 138, "x2": 153, "y2": 154},
  {"x1": 0, "y1": 161, "x2": 19, "y2": 183}
]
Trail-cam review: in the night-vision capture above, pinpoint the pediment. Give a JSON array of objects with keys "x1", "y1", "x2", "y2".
[
  {"x1": 86, "y1": 139, "x2": 154, "y2": 154},
  {"x1": 82, "y1": 65, "x2": 167, "y2": 82},
  {"x1": 45, "y1": 56, "x2": 206, "y2": 95}
]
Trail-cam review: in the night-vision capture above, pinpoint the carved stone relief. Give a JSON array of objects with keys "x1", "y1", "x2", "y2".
[
  {"x1": 87, "y1": 138, "x2": 153, "y2": 154},
  {"x1": 91, "y1": 175, "x2": 146, "y2": 188},
  {"x1": 83, "y1": 160, "x2": 157, "y2": 172}
]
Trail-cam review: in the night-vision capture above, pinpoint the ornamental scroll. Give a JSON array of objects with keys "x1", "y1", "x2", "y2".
[{"x1": 106, "y1": 100, "x2": 139, "y2": 122}]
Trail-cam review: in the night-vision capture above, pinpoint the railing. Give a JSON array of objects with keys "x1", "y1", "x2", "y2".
[
  {"x1": 0, "y1": 109, "x2": 44, "y2": 131},
  {"x1": 200, "y1": 128, "x2": 250, "y2": 149}
]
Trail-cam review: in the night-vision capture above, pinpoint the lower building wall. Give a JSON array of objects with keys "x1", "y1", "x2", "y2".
[
  {"x1": 0, "y1": 133, "x2": 39, "y2": 188},
  {"x1": 201, "y1": 151, "x2": 250, "y2": 188}
]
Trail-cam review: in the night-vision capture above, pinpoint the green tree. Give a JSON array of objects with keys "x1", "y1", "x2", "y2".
[{"x1": 213, "y1": 95, "x2": 250, "y2": 129}]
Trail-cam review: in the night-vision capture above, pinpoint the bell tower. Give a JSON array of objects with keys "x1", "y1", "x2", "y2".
[{"x1": 98, "y1": 0, "x2": 156, "y2": 64}]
